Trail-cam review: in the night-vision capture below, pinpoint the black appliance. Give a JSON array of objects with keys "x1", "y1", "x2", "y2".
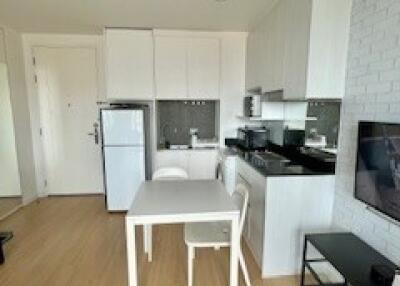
[
  {"x1": 237, "y1": 127, "x2": 270, "y2": 150},
  {"x1": 283, "y1": 129, "x2": 306, "y2": 147},
  {"x1": 225, "y1": 138, "x2": 238, "y2": 148},
  {"x1": 355, "y1": 121, "x2": 400, "y2": 222}
]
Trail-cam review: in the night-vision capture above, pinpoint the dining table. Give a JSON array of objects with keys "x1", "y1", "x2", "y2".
[{"x1": 125, "y1": 179, "x2": 241, "y2": 286}]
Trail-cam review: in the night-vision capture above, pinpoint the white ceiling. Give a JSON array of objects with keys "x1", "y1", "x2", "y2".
[{"x1": 0, "y1": 0, "x2": 277, "y2": 34}]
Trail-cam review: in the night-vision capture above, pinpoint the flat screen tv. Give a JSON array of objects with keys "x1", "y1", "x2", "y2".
[{"x1": 355, "y1": 121, "x2": 400, "y2": 222}]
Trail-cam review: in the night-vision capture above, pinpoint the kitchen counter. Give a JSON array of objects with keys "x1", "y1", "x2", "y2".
[
  {"x1": 221, "y1": 146, "x2": 336, "y2": 177},
  {"x1": 158, "y1": 146, "x2": 218, "y2": 151}
]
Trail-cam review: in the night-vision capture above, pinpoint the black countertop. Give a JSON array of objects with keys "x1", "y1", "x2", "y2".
[{"x1": 230, "y1": 145, "x2": 336, "y2": 177}]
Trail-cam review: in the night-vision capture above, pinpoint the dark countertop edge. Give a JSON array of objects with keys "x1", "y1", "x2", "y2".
[
  {"x1": 157, "y1": 147, "x2": 219, "y2": 151},
  {"x1": 237, "y1": 156, "x2": 335, "y2": 177}
]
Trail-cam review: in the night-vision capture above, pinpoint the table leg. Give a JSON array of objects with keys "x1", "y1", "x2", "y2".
[
  {"x1": 146, "y1": 225, "x2": 152, "y2": 262},
  {"x1": 230, "y1": 215, "x2": 240, "y2": 286},
  {"x1": 126, "y1": 218, "x2": 137, "y2": 286},
  {"x1": 300, "y1": 237, "x2": 308, "y2": 286},
  {"x1": 143, "y1": 225, "x2": 148, "y2": 255}
]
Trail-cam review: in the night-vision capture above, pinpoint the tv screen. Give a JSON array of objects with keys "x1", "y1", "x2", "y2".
[{"x1": 355, "y1": 121, "x2": 400, "y2": 222}]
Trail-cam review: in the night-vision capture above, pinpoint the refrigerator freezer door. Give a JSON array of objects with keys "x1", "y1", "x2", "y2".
[
  {"x1": 104, "y1": 146, "x2": 145, "y2": 211},
  {"x1": 102, "y1": 109, "x2": 144, "y2": 146}
]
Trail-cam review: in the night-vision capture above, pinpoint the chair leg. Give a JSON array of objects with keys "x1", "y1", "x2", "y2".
[
  {"x1": 188, "y1": 246, "x2": 195, "y2": 286},
  {"x1": 147, "y1": 225, "x2": 152, "y2": 262},
  {"x1": 143, "y1": 224, "x2": 153, "y2": 262},
  {"x1": 239, "y1": 250, "x2": 251, "y2": 286}
]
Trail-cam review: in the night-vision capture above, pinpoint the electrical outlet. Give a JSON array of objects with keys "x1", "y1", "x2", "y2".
[{"x1": 189, "y1": 128, "x2": 198, "y2": 135}]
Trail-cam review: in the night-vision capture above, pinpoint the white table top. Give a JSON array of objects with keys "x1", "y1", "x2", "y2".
[{"x1": 127, "y1": 180, "x2": 240, "y2": 220}]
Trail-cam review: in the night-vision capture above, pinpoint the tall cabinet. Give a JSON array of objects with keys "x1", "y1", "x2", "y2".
[{"x1": 105, "y1": 29, "x2": 154, "y2": 100}]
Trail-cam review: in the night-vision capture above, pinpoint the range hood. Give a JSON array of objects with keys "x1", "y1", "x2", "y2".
[{"x1": 247, "y1": 87, "x2": 341, "y2": 102}]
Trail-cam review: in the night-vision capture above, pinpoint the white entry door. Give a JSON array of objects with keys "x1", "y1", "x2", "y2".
[{"x1": 34, "y1": 47, "x2": 103, "y2": 195}]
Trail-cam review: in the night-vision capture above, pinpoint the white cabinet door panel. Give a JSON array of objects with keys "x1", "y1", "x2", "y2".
[
  {"x1": 155, "y1": 37, "x2": 187, "y2": 99},
  {"x1": 155, "y1": 151, "x2": 189, "y2": 172},
  {"x1": 188, "y1": 150, "x2": 217, "y2": 179},
  {"x1": 187, "y1": 38, "x2": 220, "y2": 99},
  {"x1": 306, "y1": 0, "x2": 351, "y2": 99},
  {"x1": 106, "y1": 29, "x2": 154, "y2": 100}
]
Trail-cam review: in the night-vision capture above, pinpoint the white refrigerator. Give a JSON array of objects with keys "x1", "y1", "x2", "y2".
[{"x1": 101, "y1": 106, "x2": 150, "y2": 211}]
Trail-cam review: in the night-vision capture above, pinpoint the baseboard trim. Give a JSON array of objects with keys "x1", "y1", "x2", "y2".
[
  {"x1": 0, "y1": 205, "x2": 22, "y2": 221},
  {"x1": 22, "y1": 195, "x2": 38, "y2": 206},
  {"x1": 47, "y1": 192, "x2": 104, "y2": 197}
]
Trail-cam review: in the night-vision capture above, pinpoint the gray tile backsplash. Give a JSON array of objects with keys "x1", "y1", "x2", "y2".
[
  {"x1": 157, "y1": 100, "x2": 219, "y2": 146},
  {"x1": 305, "y1": 101, "x2": 341, "y2": 147}
]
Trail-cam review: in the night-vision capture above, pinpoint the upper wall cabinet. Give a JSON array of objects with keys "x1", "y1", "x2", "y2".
[
  {"x1": 246, "y1": 0, "x2": 351, "y2": 100},
  {"x1": 154, "y1": 36, "x2": 187, "y2": 99},
  {"x1": 105, "y1": 29, "x2": 154, "y2": 100},
  {"x1": 187, "y1": 38, "x2": 220, "y2": 99},
  {"x1": 154, "y1": 32, "x2": 220, "y2": 99},
  {"x1": 305, "y1": 0, "x2": 352, "y2": 99}
]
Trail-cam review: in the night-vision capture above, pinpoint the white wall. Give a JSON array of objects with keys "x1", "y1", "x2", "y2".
[
  {"x1": 0, "y1": 31, "x2": 21, "y2": 197},
  {"x1": 0, "y1": 29, "x2": 5, "y2": 62},
  {"x1": 2, "y1": 27, "x2": 37, "y2": 204},
  {"x1": 22, "y1": 33, "x2": 105, "y2": 197},
  {"x1": 333, "y1": 0, "x2": 400, "y2": 265}
]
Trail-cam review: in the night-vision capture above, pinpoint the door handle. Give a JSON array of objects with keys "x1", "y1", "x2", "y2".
[{"x1": 88, "y1": 122, "x2": 99, "y2": 145}]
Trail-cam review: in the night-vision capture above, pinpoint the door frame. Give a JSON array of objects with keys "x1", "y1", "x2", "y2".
[{"x1": 22, "y1": 34, "x2": 106, "y2": 197}]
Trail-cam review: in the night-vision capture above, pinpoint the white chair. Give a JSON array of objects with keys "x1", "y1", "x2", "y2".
[
  {"x1": 184, "y1": 184, "x2": 251, "y2": 286},
  {"x1": 152, "y1": 167, "x2": 189, "y2": 181},
  {"x1": 143, "y1": 167, "x2": 189, "y2": 262}
]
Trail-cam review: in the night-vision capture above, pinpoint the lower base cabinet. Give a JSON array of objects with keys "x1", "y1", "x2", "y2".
[
  {"x1": 236, "y1": 158, "x2": 335, "y2": 278},
  {"x1": 236, "y1": 158, "x2": 266, "y2": 267},
  {"x1": 155, "y1": 150, "x2": 218, "y2": 180}
]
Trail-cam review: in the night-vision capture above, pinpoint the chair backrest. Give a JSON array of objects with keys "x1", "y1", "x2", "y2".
[
  {"x1": 231, "y1": 184, "x2": 249, "y2": 235},
  {"x1": 152, "y1": 167, "x2": 189, "y2": 181}
]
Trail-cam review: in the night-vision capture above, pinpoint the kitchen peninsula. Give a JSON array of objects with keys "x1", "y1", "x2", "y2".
[{"x1": 221, "y1": 146, "x2": 335, "y2": 278}]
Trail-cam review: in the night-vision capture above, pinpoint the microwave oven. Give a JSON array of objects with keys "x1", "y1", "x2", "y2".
[{"x1": 237, "y1": 127, "x2": 270, "y2": 150}]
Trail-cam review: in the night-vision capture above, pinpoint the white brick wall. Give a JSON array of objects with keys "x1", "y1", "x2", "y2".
[{"x1": 332, "y1": 0, "x2": 400, "y2": 265}]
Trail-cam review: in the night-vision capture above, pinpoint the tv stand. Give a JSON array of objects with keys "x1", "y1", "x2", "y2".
[{"x1": 301, "y1": 232, "x2": 398, "y2": 286}]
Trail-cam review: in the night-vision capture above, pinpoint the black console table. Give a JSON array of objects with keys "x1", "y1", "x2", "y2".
[{"x1": 301, "y1": 232, "x2": 398, "y2": 286}]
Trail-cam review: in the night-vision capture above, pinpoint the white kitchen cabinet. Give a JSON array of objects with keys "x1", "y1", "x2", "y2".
[
  {"x1": 105, "y1": 29, "x2": 154, "y2": 100},
  {"x1": 284, "y1": 0, "x2": 351, "y2": 100},
  {"x1": 154, "y1": 36, "x2": 188, "y2": 99},
  {"x1": 187, "y1": 38, "x2": 220, "y2": 99},
  {"x1": 236, "y1": 157, "x2": 335, "y2": 278},
  {"x1": 305, "y1": 0, "x2": 352, "y2": 99},
  {"x1": 236, "y1": 158, "x2": 266, "y2": 267},
  {"x1": 155, "y1": 149, "x2": 217, "y2": 180},
  {"x1": 188, "y1": 150, "x2": 218, "y2": 179},
  {"x1": 154, "y1": 34, "x2": 220, "y2": 99},
  {"x1": 154, "y1": 150, "x2": 189, "y2": 171},
  {"x1": 281, "y1": 0, "x2": 311, "y2": 100},
  {"x1": 246, "y1": 0, "x2": 351, "y2": 99},
  {"x1": 245, "y1": 1, "x2": 286, "y2": 93}
]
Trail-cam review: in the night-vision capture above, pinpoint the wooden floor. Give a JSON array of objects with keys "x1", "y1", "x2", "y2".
[
  {"x1": 0, "y1": 196, "x2": 300, "y2": 286},
  {"x1": 0, "y1": 197, "x2": 22, "y2": 220}
]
